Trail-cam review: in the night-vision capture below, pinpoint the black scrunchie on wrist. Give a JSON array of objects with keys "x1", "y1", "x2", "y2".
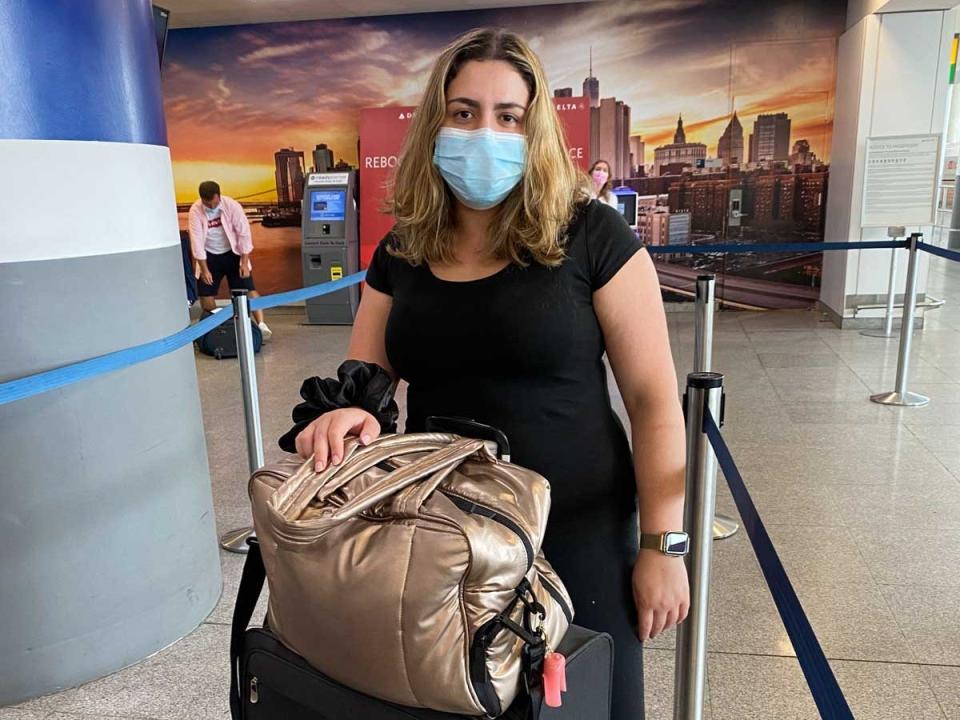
[{"x1": 277, "y1": 360, "x2": 399, "y2": 454}]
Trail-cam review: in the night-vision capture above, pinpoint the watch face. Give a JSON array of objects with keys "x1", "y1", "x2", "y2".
[{"x1": 663, "y1": 532, "x2": 690, "y2": 556}]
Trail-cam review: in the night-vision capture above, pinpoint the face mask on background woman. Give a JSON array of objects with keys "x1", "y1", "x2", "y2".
[
  {"x1": 592, "y1": 168, "x2": 609, "y2": 189},
  {"x1": 432, "y1": 127, "x2": 527, "y2": 210}
]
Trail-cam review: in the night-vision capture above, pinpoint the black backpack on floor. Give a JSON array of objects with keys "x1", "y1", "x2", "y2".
[{"x1": 196, "y1": 311, "x2": 262, "y2": 359}]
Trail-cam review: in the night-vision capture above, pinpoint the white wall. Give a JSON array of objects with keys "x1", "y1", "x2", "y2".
[{"x1": 821, "y1": 8, "x2": 956, "y2": 324}]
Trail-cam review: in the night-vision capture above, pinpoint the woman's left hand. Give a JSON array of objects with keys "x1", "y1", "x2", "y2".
[{"x1": 632, "y1": 550, "x2": 690, "y2": 641}]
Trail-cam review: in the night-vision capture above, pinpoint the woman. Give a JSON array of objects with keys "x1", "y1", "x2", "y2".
[
  {"x1": 589, "y1": 158, "x2": 618, "y2": 208},
  {"x1": 285, "y1": 28, "x2": 688, "y2": 720}
]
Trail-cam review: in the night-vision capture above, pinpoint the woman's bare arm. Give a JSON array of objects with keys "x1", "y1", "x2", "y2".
[
  {"x1": 348, "y1": 285, "x2": 395, "y2": 377},
  {"x1": 594, "y1": 248, "x2": 689, "y2": 641},
  {"x1": 296, "y1": 286, "x2": 395, "y2": 469}
]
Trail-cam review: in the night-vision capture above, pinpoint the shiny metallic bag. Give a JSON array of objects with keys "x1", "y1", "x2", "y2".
[{"x1": 249, "y1": 432, "x2": 573, "y2": 717}]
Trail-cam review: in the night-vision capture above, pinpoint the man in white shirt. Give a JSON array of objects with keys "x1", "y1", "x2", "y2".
[{"x1": 188, "y1": 181, "x2": 272, "y2": 341}]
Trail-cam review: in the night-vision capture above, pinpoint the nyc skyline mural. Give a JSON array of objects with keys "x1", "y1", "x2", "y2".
[{"x1": 162, "y1": 0, "x2": 845, "y2": 203}]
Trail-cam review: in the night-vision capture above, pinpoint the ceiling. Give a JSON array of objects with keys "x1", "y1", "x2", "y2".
[{"x1": 161, "y1": 0, "x2": 599, "y2": 29}]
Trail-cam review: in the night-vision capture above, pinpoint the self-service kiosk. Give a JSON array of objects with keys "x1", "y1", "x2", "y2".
[
  {"x1": 612, "y1": 186, "x2": 639, "y2": 228},
  {"x1": 301, "y1": 171, "x2": 360, "y2": 324}
]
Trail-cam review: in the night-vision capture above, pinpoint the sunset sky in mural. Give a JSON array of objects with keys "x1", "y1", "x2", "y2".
[{"x1": 163, "y1": 0, "x2": 844, "y2": 202}]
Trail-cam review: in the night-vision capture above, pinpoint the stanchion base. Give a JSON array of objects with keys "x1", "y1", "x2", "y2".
[
  {"x1": 713, "y1": 514, "x2": 740, "y2": 540},
  {"x1": 870, "y1": 391, "x2": 930, "y2": 407},
  {"x1": 219, "y1": 526, "x2": 255, "y2": 554}
]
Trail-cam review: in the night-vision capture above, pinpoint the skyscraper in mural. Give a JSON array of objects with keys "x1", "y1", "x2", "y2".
[
  {"x1": 596, "y1": 98, "x2": 631, "y2": 180},
  {"x1": 582, "y1": 48, "x2": 599, "y2": 108},
  {"x1": 717, "y1": 112, "x2": 744, "y2": 166},
  {"x1": 749, "y1": 113, "x2": 791, "y2": 163},
  {"x1": 275, "y1": 148, "x2": 305, "y2": 203},
  {"x1": 789, "y1": 139, "x2": 820, "y2": 168},
  {"x1": 312, "y1": 143, "x2": 334, "y2": 172},
  {"x1": 580, "y1": 54, "x2": 631, "y2": 178},
  {"x1": 629, "y1": 136, "x2": 645, "y2": 176},
  {"x1": 653, "y1": 116, "x2": 707, "y2": 176}
]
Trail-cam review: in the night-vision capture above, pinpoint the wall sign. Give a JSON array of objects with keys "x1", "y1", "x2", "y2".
[
  {"x1": 307, "y1": 172, "x2": 351, "y2": 186},
  {"x1": 553, "y1": 96, "x2": 591, "y2": 171},
  {"x1": 862, "y1": 134, "x2": 941, "y2": 227}
]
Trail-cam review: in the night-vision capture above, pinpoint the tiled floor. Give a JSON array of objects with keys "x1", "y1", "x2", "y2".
[{"x1": 4, "y1": 254, "x2": 959, "y2": 719}]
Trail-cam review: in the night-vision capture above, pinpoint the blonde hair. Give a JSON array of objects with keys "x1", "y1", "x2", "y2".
[{"x1": 385, "y1": 28, "x2": 588, "y2": 267}]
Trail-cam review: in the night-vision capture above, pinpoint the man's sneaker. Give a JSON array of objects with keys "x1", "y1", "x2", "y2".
[{"x1": 258, "y1": 321, "x2": 273, "y2": 343}]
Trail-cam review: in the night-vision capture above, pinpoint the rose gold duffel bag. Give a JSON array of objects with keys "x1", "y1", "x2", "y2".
[{"x1": 249, "y1": 432, "x2": 573, "y2": 717}]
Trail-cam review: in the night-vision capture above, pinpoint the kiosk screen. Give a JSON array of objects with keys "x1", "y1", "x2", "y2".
[{"x1": 310, "y1": 190, "x2": 346, "y2": 222}]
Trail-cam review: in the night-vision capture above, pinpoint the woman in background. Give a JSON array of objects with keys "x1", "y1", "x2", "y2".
[{"x1": 589, "y1": 158, "x2": 618, "y2": 208}]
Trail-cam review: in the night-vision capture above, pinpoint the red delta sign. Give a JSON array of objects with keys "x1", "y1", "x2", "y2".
[
  {"x1": 358, "y1": 98, "x2": 591, "y2": 268},
  {"x1": 358, "y1": 105, "x2": 416, "y2": 270},
  {"x1": 553, "y1": 96, "x2": 591, "y2": 172}
]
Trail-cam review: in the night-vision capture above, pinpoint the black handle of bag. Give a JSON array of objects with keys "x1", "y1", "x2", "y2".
[
  {"x1": 424, "y1": 416, "x2": 511, "y2": 460},
  {"x1": 229, "y1": 536, "x2": 265, "y2": 720}
]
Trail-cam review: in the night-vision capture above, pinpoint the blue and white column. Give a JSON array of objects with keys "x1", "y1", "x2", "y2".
[{"x1": 0, "y1": 0, "x2": 221, "y2": 704}]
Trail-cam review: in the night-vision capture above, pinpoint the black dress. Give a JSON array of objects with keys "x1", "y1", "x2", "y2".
[{"x1": 365, "y1": 200, "x2": 646, "y2": 720}]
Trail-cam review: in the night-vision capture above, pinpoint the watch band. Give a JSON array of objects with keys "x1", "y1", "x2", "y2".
[{"x1": 639, "y1": 533, "x2": 665, "y2": 552}]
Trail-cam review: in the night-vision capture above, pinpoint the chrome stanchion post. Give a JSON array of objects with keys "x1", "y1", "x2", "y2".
[
  {"x1": 870, "y1": 233, "x2": 930, "y2": 407},
  {"x1": 693, "y1": 275, "x2": 714, "y2": 372},
  {"x1": 693, "y1": 276, "x2": 739, "y2": 541},
  {"x1": 862, "y1": 226, "x2": 905, "y2": 338},
  {"x1": 219, "y1": 290, "x2": 264, "y2": 554},
  {"x1": 674, "y1": 372, "x2": 724, "y2": 720}
]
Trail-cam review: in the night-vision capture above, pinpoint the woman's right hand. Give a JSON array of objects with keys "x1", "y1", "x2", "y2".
[{"x1": 294, "y1": 407, "x2": 382, "y2": 471}]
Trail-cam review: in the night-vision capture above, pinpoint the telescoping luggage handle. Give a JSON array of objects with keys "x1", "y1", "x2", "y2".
[{"x1": 425, "y1": 416, "x2": 511, "y2": 461}]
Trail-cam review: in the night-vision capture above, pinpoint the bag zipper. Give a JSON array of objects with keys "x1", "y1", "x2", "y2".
[
  {"x1": 367, "y1": 459, "x2": 536, "y2": 572},
  {"x1": 249, "y1": 675, "x2": 259, "y2": 704},
  {"x1": 441, "y1": 492, "x2": 535, "y2": 571},
  {"x1": 538, "y1": 573, "x2": 573, "y2": 624}
]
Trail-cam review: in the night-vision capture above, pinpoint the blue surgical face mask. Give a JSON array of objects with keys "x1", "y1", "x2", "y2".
[{"x1": 432, "y1": 127, "x2": 526, "y2": 210}]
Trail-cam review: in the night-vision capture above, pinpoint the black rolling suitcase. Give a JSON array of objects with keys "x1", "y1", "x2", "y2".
[
  {"x1": 196, "y1": 310, "x2": 262, "y2": 359},
  {"x1": 230, "y1": 540, "x2": 613, "y2": 720}
]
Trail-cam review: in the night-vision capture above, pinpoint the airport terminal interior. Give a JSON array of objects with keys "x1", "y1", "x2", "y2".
[{"x1": 4, "y1": 1, "x2": 960, "y2": 719}]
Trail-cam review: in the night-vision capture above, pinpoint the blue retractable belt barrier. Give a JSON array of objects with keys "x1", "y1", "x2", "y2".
[
  {"x1": 702, "y1": 409, "x2": 854, "y2": 719},
  {"x1": 918, "y1": 240, "x2": 960, "y2": 264},
  {"x1": 645, "y1": 239, "x2": 905, "y2": 255},
  {"x1": 0, "y1": 307, "x2": 235, "y2": 407},
  {"x1": 0, "y1": 273, "x2": 369, "y2": 406},
  {"x1": 249, "y1": 272, "x2": 366, "y2": 311},
  {"x1": 0, "y1": 240, "x2": 929, "y2": 408}
]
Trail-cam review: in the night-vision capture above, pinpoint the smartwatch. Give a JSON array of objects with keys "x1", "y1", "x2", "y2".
[{"x1": 639, "y1": 531, "x2": 690, "y2": 557}]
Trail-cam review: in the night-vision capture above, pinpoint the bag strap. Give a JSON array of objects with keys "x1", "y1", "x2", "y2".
[
  {"x1": 502, "y1": 614, "x2": 546, "y2": 720},
  {"x1": 229, "y1": 537, "x2": 265, "y2": 720},
  {"x1": 504, "y1": 582, "x2": 547, "y2": 720},
  {"x1": 273, "y1": 433, "x2": 461, "y2": 521},
  {"x1": 330, "y1": 438, "x2": 487, "y2": 521},
  {"x1": 523, "y1": 640, "x2": 547, "y2": 720}
]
